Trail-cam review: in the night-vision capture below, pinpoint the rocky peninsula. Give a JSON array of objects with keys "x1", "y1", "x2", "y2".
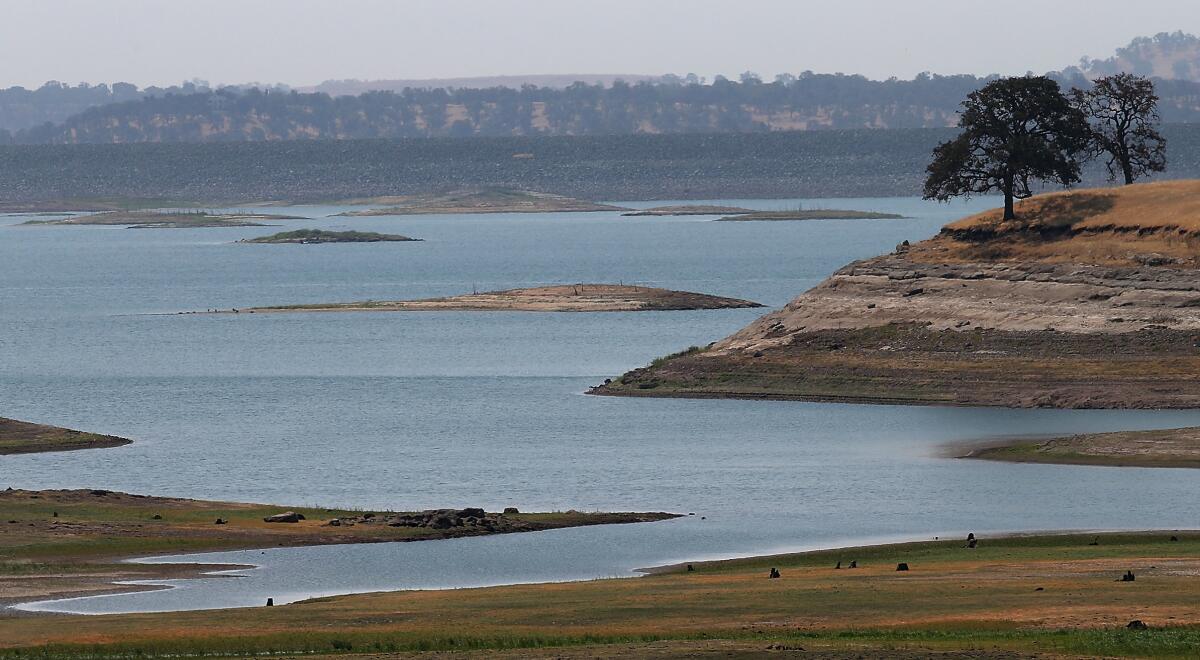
[
  {"x1": 592, "y1": 181, "x2": 1200, "y2": 408},
  {"x1": 0, "y1": 417, "x2": 131, "y2": 455},
  {"x1": 335, "y1": 189, "x2": 628, "y2": 216},
  {"x1": 209, "y1": 284, "x2": 763, "y2": 314},
  {"x1": 239, "y1": 229, "x2": 420, "y2": 244}
]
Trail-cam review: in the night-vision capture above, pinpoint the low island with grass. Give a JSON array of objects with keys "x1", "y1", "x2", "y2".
[
  {"x1": 0, "y1": 488, "x2": 676, "y2": 610},
  {"x1": 960, "y1": 426, "x2": 1200, "y2": 468},
  {"x1": 715, "y1": 209, "x2": 905, "y2": 221},
  {"x1": 238, "y1": 229, "x2": 420, "y2": 244},
  {"x1": 335, "y1": 189, "x2": 629, "y2": 216},
  {"x1": 203, "y1": 284, "x2": 764, "y2": 314},
  {"x1": 0, "y1": 417, "x2": 131, "y2": 455},
  {"x1": 23, "y1": 210, "x2": 306, "y2": 228}
]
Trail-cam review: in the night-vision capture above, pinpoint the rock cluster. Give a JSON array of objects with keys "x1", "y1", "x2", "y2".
[{"x1": 325, "y1": 507, "x2": 515, "y2": 532}]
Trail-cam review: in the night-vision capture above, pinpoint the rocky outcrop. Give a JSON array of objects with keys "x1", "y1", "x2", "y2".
[{"x1": 263, "y1": 511, "x2": 306, "y2": 523}]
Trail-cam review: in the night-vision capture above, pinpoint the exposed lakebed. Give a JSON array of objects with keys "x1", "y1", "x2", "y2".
[{"x1": 4, "y1": 196, "x2": 1200, "y2": 614}]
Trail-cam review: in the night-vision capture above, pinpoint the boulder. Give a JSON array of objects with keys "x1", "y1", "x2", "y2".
[
  {"x1": 263, "y1": 511, "x2": 306, "y2": 523},
  {"x1": 503, "y1": 507, "x2": 520, "y2": 515}
]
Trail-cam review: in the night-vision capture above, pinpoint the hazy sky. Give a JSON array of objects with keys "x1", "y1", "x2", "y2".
[{"x1": 2, "y1": 0, "x2": 1197, "y2": 88}]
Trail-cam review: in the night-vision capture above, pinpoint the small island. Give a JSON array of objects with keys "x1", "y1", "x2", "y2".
[
  {"x1": 23, "y1": 210, "x2": 307, "y2": 228},
  {"x1": 715, "y1": 209, "x2": 905, "y2": 221},
  {"x1": 203, "y1": 284, "x2": 763, "y2": 314},
  {"x1": 0, "y1": 417, "x2": 131, "y2": 455},
  {"x1": 238, "y1": 229, "x2": 421, "y2": 244},
  {"x1": 622, "y1": 205, "x2": 756, "y2": 216},
  {"x1": 960, "y1": 427, "x2": 1200, "y2": 469},
  {"x1": 335, "y1": 189, "x2": 630, "y2": 216}
]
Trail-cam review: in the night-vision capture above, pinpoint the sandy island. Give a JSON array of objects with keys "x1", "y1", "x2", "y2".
[
  {"x1": 0, "y1": 488, "x2": 677, "y2": 610},
  {"x1": 335, "y1": 189, "x2": 629, "y2": 216},
  {"x1": 958, "y1": 427, "x2": 1200, "y2": 468},
  {"x1": 593, "y1": 181, "x2": 1200, "y2": 409},
  {"x1": 0, "y1": 417, "x2": 131, "y2": 455},
  {"x1": 198, "y1": 284, "x2": 764, "y2": 314}
]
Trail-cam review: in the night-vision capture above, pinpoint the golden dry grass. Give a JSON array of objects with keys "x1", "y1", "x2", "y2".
[
  {"x1": 920, "y1": 180, "x2": 1200, "y2": 265},
  {"x1": 946, "y1": 180, "x2": 1200, "y2": 235}
]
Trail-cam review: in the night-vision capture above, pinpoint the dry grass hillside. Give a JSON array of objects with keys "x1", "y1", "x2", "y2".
[{"x1": 917, "y1": 180, "x2": 1200, "y2": 265}]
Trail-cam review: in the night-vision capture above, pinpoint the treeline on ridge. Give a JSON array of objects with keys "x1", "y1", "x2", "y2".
[{"x1": 5, "y1": 71, "x2": 1200, "y2": 144}]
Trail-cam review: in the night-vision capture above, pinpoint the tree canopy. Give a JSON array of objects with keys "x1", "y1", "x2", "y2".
[{"x1": 923, "y1": 76, "x2": 1091, "y2": 220}]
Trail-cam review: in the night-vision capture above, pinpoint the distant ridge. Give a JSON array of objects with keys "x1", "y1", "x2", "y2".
[
  {"x1": 300, "y1": 74, "x2": 665, "y2": 96},
  {"x1": 1068, "y1": 31, "x2": 1200, "y2": 83}
]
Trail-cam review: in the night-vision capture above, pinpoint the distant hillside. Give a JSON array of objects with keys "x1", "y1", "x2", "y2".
[
  {"x1": 4, "y1": 32, "x2": 1200, "y2": 143},
  {"x1": 0, "y1": 80, "x2": 289, "y2": 134},
  {"x1": 7, "y1": 70, "x2": 1200, "y2": 145},
  {"x1": 301, "y1": 74, "x2": 666, "y2": 96},
  {"x1": 1072, "y1": 32, "x2": 1200, "y2": 82}
]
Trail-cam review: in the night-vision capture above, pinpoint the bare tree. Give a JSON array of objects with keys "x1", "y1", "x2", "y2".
[{"x1": 1072, "y1": 74, "x2": 1167, "y2": 185}]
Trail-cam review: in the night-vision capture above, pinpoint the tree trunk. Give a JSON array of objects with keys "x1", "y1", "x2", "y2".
[
  {"x1": 1003, "y1": 174, "x2": 1015, "y2": 220},
  {"x1": 1122, "y1": 160, "x2": 1135, "y2": 185}
]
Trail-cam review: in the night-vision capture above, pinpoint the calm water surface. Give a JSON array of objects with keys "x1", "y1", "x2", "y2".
[{"x1": 3, "y1": 197, "x2": 1199, "y2": 614}]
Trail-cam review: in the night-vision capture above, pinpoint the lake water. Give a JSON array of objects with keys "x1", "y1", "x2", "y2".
[{"x1": 4, "y1": 197, "x2": 1200, "y2": 614}]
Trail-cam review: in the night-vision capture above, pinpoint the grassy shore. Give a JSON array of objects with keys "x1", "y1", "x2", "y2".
[
  {"x1": 0, "y1": 531, "x2": 1197, "y2": 657},
  {"x1": 0, "y1": 488, "x2": 676, "y2": 609},
  {"x1": 961, "y1": 427, "x2": 1200, "y2": 468},
  {"x1": 0, "y1": 418, "x2": 130, "y2": 455}
]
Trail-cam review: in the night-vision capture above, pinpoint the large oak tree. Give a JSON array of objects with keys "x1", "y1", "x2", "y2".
[
  {"x1": 1072, "y1": 73, "x2": 1167, "y2": 185},
  {"x1": 923, "y1": 76, "x2": 1091, "y2": 220}
]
